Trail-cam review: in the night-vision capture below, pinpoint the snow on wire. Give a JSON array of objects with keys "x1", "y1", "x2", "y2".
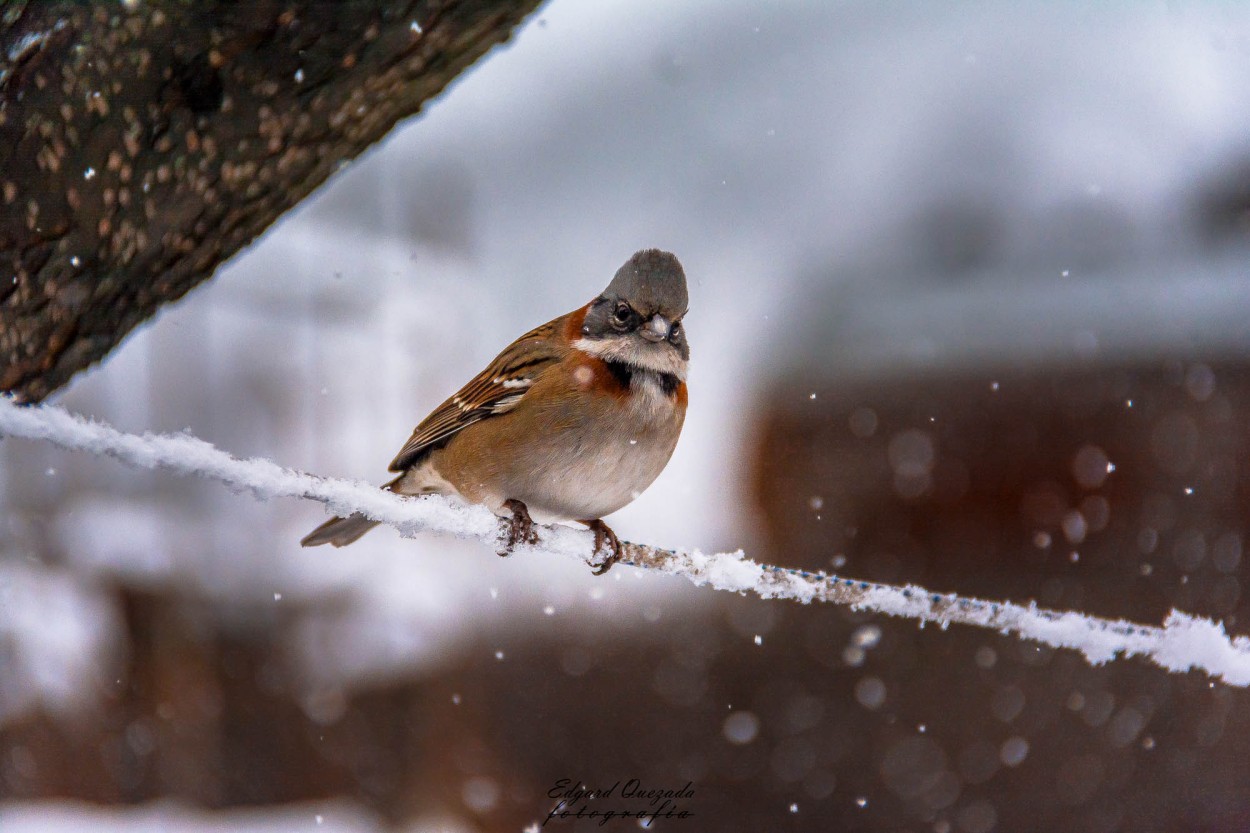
[{"x1": 3, "y1": 395, "x2": 1250, "y2": 687}]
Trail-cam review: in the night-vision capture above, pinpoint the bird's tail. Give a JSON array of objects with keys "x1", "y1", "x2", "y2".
[
  {"x1": 300, "y1": 513, "x2": 381, "y2": 547},
  {"x1": 302, "y1": 476, "x2": 412, "y2": 547}
]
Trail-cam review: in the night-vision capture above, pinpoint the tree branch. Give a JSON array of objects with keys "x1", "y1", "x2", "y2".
[
  {"x1": 0, "y1": 0, "x2": 542, "y2": 401},
  {"x1": 3, "y1": 394, "x2": 1250, "y2": 688}
]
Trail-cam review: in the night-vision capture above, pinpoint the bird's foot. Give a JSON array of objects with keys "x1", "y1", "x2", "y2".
[
  {"x1": 583, "y1": 519, "x2": 623, "y2": 575},
  {"x1": 498, "y1": 499, "x2": 538, "y2": 556}
]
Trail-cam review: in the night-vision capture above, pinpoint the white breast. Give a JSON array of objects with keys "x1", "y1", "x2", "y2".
[
  {"x1": 402, "y1": 353, "x2": 686, "y2": 525},
  {"x1": 511, "y1": 368, "x2": 684, "y2": 523},
  {"x1": 626, "y1": 370, "x2": 678, "y2": 426}
]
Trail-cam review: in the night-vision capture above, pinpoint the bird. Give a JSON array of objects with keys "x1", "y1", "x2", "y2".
[{"x1": 301, "y1": 249, "x2": 690, "y2": 574}]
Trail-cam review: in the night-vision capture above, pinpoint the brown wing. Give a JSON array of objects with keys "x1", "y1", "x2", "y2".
[{"x1": 387, "y1": 315, "x2": 567, "y2": 472}]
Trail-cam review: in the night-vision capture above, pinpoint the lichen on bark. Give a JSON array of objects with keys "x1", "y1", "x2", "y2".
[{"x1": 0, "y1": 0, "x2": 541, "y2": 401}]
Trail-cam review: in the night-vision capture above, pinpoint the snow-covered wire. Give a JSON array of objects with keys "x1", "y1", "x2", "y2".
[{"x1": 3, "y1": 395, "x2": 1250, "y2": 686}]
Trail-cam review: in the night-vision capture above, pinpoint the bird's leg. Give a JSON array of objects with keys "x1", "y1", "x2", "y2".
[
  {"x1": 581, "y1": 519, "x2": 623, "y2": 575},
  {"x1": 498, "y1": 499, "x2": 538, "y2": 556}
]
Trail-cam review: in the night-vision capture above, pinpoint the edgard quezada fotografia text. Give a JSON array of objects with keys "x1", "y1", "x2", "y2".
[{"x1": 544, "y1": 778, "x2": 696, "y2": 826}]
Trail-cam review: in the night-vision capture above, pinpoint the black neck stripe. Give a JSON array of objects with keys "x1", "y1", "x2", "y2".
[{"x1": 603, "y1": 360, "x2": 680, "y2": 396}]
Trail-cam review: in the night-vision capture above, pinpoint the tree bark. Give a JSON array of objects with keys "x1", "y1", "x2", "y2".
[{"x1": 0, "y1": 0, "x2": 541, "y2": 402}]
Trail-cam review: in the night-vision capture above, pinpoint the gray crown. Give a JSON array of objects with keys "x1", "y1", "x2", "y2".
[{"x1": 602, "y1": 249, "x2": 688, "y2": 318}]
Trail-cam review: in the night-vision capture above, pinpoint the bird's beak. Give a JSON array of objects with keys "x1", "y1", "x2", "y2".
[{"x1": 640, "y1": 314, "x2": 671, "y2": 342}]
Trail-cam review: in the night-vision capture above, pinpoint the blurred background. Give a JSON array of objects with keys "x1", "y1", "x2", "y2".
[{"x1": 4, "y1": 1, "x2": 1250, "y2": 830}]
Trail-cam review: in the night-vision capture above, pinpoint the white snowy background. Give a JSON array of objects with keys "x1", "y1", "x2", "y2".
[{"x1": 5, "y1": 0, "x2": 1250, "y2": 830}]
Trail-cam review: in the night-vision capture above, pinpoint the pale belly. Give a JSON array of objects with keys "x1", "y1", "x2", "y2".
[
  {"x1": 399, "y1": 372, "x2": 684, "y2": 522},
  {"x1": 501, "y1": 424, "x2": 679, "y2": 522}
]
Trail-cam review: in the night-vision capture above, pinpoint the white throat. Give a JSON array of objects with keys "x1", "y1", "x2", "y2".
[{"x1": 571, "y1": 336, "x2": 687, "y2": 380}]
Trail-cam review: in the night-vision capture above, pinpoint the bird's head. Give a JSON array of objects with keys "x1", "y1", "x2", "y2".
[{"x1": 578, "y1": 249, "x2": 689, "y2": 377}]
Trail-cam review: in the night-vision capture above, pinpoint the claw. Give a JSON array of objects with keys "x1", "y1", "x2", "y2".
[
  {"x1": 583, "y1": 519, "x2": 622, "y2": 575},
  {"x1": 498, "y1": 499, "x2": 538, "y2": 556}
]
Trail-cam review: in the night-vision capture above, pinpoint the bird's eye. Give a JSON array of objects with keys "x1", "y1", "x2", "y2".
[
  {"x1": 612, "y1": 303, "x2": 634, "y2": 329},
  {"x1": 670, "y1": 320, "x2": 683, "y2": 339}
]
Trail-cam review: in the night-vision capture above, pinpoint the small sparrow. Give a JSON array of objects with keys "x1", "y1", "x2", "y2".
[{"x1": 302, "y1": 249, "x2": 689, "y2": 574}]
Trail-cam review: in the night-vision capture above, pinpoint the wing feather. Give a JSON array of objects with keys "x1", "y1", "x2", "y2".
[{"x1": 387, "y1": 317, "x2": 565, "y2": 471}]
